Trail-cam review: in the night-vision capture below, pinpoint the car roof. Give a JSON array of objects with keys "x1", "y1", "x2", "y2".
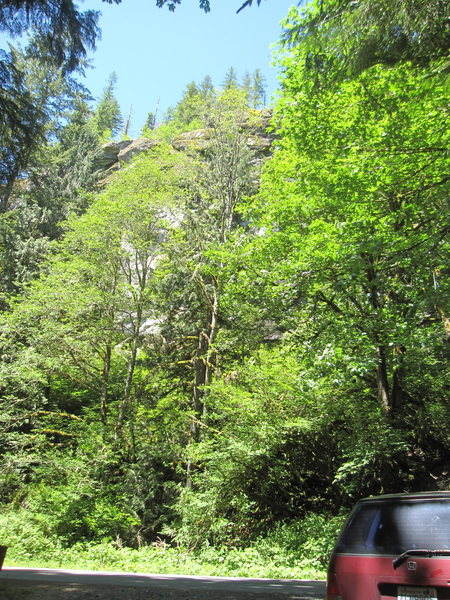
[{"x1": 358, "y1": 491, "x2": 450, "y2": 504}]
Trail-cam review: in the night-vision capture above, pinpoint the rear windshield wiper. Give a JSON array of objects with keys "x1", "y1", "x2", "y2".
[{"x1": 393, "y1": 548, "x2": 450, "y2": 569}]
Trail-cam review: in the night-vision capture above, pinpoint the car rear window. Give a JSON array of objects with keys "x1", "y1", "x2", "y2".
[{"x1": 335, "y1": 500, "x2": 450, "y2": 555}]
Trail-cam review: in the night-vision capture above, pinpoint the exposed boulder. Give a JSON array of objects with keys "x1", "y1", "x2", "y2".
[
  {"x1": 245, "y1": 134, "x2": 273, "y2": 156},
  {"x1": 118, "y1": 137, "x2": 160, "y2": 163},
  {"x1": 94, "y1": 140, "x2": 132, "y2": 171},
  {"x1": 172, "y1": 129, "x2": 212, "y2": 152},
  {"x1": 172, "y1": 109, "x2": 276, "y2": 156}
]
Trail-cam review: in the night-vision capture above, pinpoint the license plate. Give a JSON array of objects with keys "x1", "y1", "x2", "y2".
[{"x1": 398, "y1": 586, "x2": 438, "y2": 600}]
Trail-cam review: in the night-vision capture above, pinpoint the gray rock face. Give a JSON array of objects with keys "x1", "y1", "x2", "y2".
[
  {"x1": 95, "y1": 109, "x2": 275, "y2": 174},
  {"x1": 245, "y1": 134, "x2": 273, "y2": 156},
  {"x1": 118, "y1": 138, "x2": 160, "y2": 163},
  {"x1": 171, "y1": 110, "x2": 276, "y2": 155},
  {"x1": 172, "y1": 129, "x2": 212, "y2": 152},
  {"x1": 95, "y1": 140, "x2": 132, "y2": 171}
]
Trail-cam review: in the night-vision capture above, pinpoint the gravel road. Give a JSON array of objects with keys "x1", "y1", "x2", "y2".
[{"x1": 0, "y1": 568, "x2": 326, "y2": 600}]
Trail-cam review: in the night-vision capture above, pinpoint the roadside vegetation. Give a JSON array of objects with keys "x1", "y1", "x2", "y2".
[{"x1": 1, "y1": 511, "x2": 344, "y2": 579}]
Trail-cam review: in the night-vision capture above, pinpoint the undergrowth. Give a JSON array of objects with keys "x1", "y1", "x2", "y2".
[{"x1": 0, "y1": 510, "x2": 345, "y2": 579}]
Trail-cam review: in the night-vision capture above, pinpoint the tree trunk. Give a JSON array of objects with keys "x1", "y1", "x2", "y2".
[
  {"x1": 116, "y1": 317, "x2": 140, "y2": 435},
  {"x1": 365, "y1": 255, "x2": 393, "y2": 415},
  {"x1": 376, "y1": 344, "x2": 391, "y2": 414},
  {"x1": 391, "y1": 345, "x2": 406, "y2": 413},
  {"x1": 187, "y1": 282, "x2": 219, "y2": 486},
  {"x1": 99, "y1": 343, "x2": 112, "y2": 424}
]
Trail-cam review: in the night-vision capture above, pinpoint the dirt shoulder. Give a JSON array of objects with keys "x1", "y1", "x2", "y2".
[{"x1": 0, "y1": 580, "x2": 322, "y2": 600}]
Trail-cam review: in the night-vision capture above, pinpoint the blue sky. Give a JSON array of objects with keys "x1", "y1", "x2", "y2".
[{"x1": 80, "y1": 0, "x2": 299, "y2": 136}]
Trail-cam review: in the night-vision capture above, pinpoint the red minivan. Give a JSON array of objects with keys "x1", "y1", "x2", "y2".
[{"x1": 327, "y1": 491, "x2": 450, "y2": 600}]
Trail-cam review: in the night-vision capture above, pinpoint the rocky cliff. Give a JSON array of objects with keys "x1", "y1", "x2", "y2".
[{"x1": 95, "y1": 108, "x2": 275, "y2": 173}]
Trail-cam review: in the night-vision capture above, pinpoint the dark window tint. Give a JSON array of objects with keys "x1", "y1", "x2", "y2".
[{"x1": 335, "y1": 500, "x2": 450, "y2": 555}]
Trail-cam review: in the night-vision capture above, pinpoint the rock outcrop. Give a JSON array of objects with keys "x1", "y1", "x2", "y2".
[
  {"x1": 94, "y1": 140, "x2": 132, "y2": 171},
  {"x1": 171, "y1": 129, "x2": 212, "y2": 152},
  {"x1": 117, "y1": 137, "x2": 160, "y2": 163},
  {"x1": 95, "y1": 108, "x2": 276, "y2": 174}
]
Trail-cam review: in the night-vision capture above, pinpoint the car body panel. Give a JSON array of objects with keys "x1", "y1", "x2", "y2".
[{"x1": 328, "y1": 554, "x2": 450, "y2": 599}]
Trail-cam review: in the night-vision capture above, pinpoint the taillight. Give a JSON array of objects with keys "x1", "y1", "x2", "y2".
[{"x1": 327, "y1": 571, "x2": 343, "y2": 600}]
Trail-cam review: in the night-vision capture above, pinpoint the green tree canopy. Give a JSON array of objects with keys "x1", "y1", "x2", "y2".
[{"x1": 281, "y1": 0, "x2": 450, "y2": 81}]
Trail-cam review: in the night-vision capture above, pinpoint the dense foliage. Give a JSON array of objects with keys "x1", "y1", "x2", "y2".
[
  {"x1": 282, "y1": 0, "x2": 450, "y2": 76},
  {"x1": 0, "y1": 0, "x2": 448, "y2": 578}
]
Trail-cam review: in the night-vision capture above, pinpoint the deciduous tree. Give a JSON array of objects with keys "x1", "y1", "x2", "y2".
[
  {"x1": 281, "y1": 0, "x2": 450, "y2": 81},
  {"x1": 238, "y1": 50, "x2": 449, "y2": 420}
]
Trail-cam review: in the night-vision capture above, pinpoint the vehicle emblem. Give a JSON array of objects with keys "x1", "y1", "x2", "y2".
[{"x1": 407, "y1": 561, "x2": 417, "y2": 571}]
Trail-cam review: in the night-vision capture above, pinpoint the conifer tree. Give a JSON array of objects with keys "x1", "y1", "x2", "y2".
[
  {"x1": 91, "y1": 73, "x2": 123, "y2": 140},
  {"x1": 144, "y1": 111, "x2": 157, "y2": 132},
  {"x1": 222, "y1": 66, "x2": 239, "y2": 91},
  {"x1": 0, "y1": 46, "x2": 100, "y2": 297},
  {"x1": 241, "y1": 71, "x2": 252, "y2": 105},
  {"x1": 0, "y1": 0, "x2": 99, "y2": 73},
  {"x1": 199, "y1": 75, "x2": 214, "y2": 99},
  {"x1": 251, "y1": 68, "x2": 266, "y2": 108}
]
